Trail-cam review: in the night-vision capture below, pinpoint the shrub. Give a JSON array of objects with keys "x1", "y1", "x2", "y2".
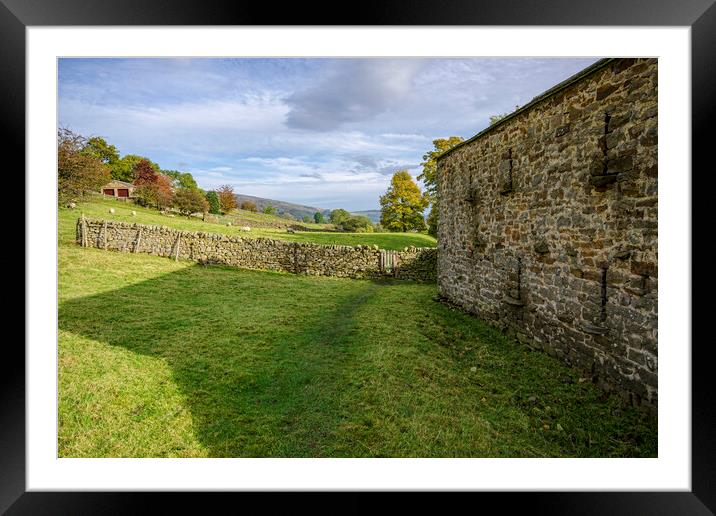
[
  {"x1": 240, "y1": 200, "x2": 258, "y2": 212},
  {"x1": 174, "y1": 188, "x2": 209, "y2": 216},
  {"x1": 339, "y1": 215, "x2": 374, "y2": 232}
]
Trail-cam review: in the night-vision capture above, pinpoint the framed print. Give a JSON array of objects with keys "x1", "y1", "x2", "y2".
[{"x1": 5, "y1": 0, "x2": 714, "y2": 512}]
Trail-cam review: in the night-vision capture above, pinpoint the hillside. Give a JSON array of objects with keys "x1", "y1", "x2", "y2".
[
  {"x1": 351, "y1": 210, "x2": 381, "y2": 223},
  {"x1": 233, "y1": 194, "x2": 384, "y2": 224},
  {"x1": 233, "y1": 193, "x2": 331, "y2": 221},
  {"x1": 63, "y1": 196, "x2": 437, "y2": 251}
]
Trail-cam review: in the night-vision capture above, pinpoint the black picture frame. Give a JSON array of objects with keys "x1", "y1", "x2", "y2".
[{"x1": 5, "y1": 0, "x2": 713, "y2": 512}]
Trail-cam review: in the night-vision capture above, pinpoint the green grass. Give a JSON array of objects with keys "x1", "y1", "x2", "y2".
[
  {"x1": 58, "y1": 207, "x2": 656, "y2": 458},
  {"x1": 63, "y1": 197, "x2": 437, "y2": 251}
]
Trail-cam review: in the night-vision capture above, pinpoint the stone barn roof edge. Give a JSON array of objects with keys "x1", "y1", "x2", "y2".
[{"x1": 436, "y1": 57, "x2": 618, "y2": 162}]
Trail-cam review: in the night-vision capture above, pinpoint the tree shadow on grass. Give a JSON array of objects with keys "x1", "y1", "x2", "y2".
[{"x1": 59, "y1": 263, "x2": 382, "y2": 457}]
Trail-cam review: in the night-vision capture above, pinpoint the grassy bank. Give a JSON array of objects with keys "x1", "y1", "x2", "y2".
[{"x1": 61, "y1": 197, "x2": 437, "y2": 251}]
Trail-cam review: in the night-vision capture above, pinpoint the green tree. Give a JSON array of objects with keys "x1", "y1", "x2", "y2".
[
  {"x1": 329, "y1": 209, "x2": 350, "y2": 226},
  {"x1": 417, "y1": 136, "x2": 464, "y2": 201},
  {"x1": 379, "y1": 170, "x2": 429, "y2": 232},
  {"x1": 302, "y1": 215, "x2": 312, "y2": 223},
  {"x1": 111, "y1": 154, "x2": 160, "y2": 182},
  {"x1": 313, "y1": 212, "x2": 324, "y2": 224},
  {"x1": 173, "y1": 188, "x2": 209, "y2": 216},
  {"x1": 417, "y1": 136, "x2": 464, "y2": 238},
  {"x1": 57, "y1": 128, "x2": 111, "y2": 203},
  {"x1": 205, "y1": 191, "x2": 221, "y2": 214},
  {"x1": 82, "y1": 136, "x2": 119, "y2": 165},
  {"x1": 426, "y1": 205, "x2": 438, "y2": 237},
  {"x1": 263, "y1": 205, "x2": 276, "y2": 215},
  {"x1": 163, "y1": 170, "x2": 198, "y2": 190}
]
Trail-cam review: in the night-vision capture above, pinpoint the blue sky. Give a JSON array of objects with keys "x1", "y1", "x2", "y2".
[{"x1": 59, "y1": 57, "x2": 599, "y2": 211}]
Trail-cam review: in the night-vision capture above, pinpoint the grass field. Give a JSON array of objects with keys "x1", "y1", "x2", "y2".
[
  {"x1": 62, "y1": 197, "x2": 437, "y2": 251},
  {"x1": 58, "y1": 205, "x2": 656, "y2": 458}
]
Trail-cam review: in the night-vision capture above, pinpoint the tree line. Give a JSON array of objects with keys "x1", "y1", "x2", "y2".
[
  {"x1": 58, "y1": 127, "x2": 465, "y2": 235},
  {"x1": 57, "y1": 128, "x2": 251, "y2": 217}
]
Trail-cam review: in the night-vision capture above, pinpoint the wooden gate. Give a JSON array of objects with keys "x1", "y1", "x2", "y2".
[{"x1": 379, "y1": 250, "x2": 400, "y2": 275}]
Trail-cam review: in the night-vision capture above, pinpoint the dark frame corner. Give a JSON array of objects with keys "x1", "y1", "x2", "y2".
[{"x1": 5, "y1": 0, "x2": 714, "y2": 513}]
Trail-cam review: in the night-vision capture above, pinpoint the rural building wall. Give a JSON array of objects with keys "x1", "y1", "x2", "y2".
[
  {"x1": 77, "y1": 218, "x2": 436, "y2": 282},
  {"x1": 436, "y1": 58, "x2": 658, "y2": 410}
]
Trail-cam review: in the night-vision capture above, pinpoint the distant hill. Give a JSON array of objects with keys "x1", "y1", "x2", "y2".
[
  {"x1": 233, "y1": 194, "x2": 331, "y2": 221},
  {"x1": 351, "y1": 210, "x2": 381, "y2": 223}
]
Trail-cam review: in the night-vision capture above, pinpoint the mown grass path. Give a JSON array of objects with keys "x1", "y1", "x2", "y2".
[{"x1": 58, "y1": 211, "x2": 656, "y2": 457}]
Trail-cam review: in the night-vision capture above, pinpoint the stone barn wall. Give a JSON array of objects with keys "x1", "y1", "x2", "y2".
[
  {"x1": 76, "y1": 218, "x2": 436, "y2": 282},
  {"x1": 436, "y1": 58, "x2": 658, "y2": 411}
]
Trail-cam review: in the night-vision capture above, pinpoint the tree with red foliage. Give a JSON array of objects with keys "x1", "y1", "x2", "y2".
[
  {"x1": 132, "y1": 159, "x2": 174, "y2": 209},
  {"x1": 154, "y1": 172, "x2": 175, "y2": 209},
  {"x1": 132, "y1": 159, "x2": 158, "y2": 186}
]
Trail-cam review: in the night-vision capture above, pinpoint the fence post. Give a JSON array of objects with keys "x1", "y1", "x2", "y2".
[
  {"x1": 80, "y1": 214, "x2": 87, "y2": 247},
  {"x1": 174, "y1": 234, "x2": 181, "y2": 261},
  {"x1": 293, "y1": 242, "x2": 299, "y2": 274},
  {"x1": 134, "y1": 228, "x2": 142, "y2": 253}
]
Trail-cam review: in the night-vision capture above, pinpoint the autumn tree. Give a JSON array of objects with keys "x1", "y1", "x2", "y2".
[
  {"x1": 173, "y1": 188, "x2": 209, "y2": 216},
  {"x1": 417, "y1": 136, "x2": 464, "y2": 237},
  {"x1": 132, "y1": 159, "x2": 158, "y2": 186},
  {"x1": 240, "y1": 200, "x2": 258, "y2": 212},
  {"x1": 132, "y1": 159, "x2": 174, "y2": 209},
  {"x1": 57, "y1": 128, "x2": 111, "y2": 203},
  {"x1": 205, "y1": 191, "x2": 221, "y2": 214},
  {"x1": 379, "y1": 170, "x2": 429, "y2": 232},
  {"x1": 217, "y1": 185, "x2": 237, "y2": 213}
]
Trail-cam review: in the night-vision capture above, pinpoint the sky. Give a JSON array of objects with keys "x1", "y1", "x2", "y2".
[{"x1": 58, "y1": 57, "x2": 599, "y2": 212}]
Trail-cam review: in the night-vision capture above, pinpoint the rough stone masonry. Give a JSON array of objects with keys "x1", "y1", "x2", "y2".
[
  {"x1": 436, "y1": 58, "x2": 658, "y2": 411},
  {"x1": 77, "y1": 218, "x2": 437, "y2": 282}
]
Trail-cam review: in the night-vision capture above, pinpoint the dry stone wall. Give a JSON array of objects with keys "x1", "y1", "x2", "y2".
[
  {"x1": 76, "y1": 218, "x2": 436, "y2": 282},
  {"x1": 436, "y1": 58, "x2": 658, "y2": 411}
]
